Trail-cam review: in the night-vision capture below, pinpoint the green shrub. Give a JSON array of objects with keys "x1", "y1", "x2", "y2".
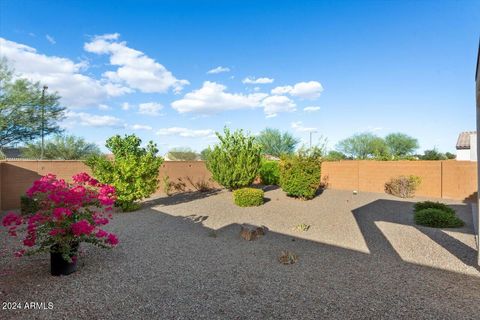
[
  {"x1": 233, "y1": 188, "x2": 264, "y2": 207},
  {"x1": 279, "y1": 154, "x2": 321, "y2": 200},
  {"x1": 414, "y1": 208, "x2": 464, "y2": 228},
  {"x1": 259, "y1": 160, "x2": 280, "y2": 185},
  {"x1": 414, "y1": 201, "x2": 455, "y2": 215},
  {"x1": 20, "y1": 195, "x2": 38, "y2": 215},
  {"x1": 205, "y1": 127, "x2": 261, "y2": 190},
  {"x1": 86, "y1": 134, "x2": 163, "y2": 212},
  {"x1": 384, "y1": 175, "x2": 421, "y2": 198}
]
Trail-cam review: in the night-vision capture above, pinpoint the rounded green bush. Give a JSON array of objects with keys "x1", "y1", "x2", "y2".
[
  {"x1": 414, "y1": 201, "x2": 455, "y2": 215},
  {"x1": 414, "y1": 208, "x2": 464, "y2": 228},
  {"x1": 233, "y1": 188, "x2": 264, "y2": 207},
  {"x1": 279, "y1": 155, "x2": 321, "y2": 200},
  {"x1": 259, "y1": 160, "x2": 280, "y2": 185}
]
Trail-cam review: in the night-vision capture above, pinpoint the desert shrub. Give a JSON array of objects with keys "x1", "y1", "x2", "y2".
[
  {"x1": 233, "y1": 188, "x2": 264, "y2": 207},
  {"x1": 186, "y1": 176, "x2": 213, "y2": 192},
  {"x1": 384, "y1": 175, "x2": 421, "y2": 198},
  {"x1": 20, "y1": 195, "x2": 39, "y2": 215},
  {"x1": 86, "y1": 134, "x2": 163, "y2": 211},
  {"x1": 414, "y1": 201, "x2": 455, "y2": 215},
  {"x1": 259, "y1": 160, "x2": 280, "y2": 185},
  {"x1": 205, "y1": 127, "x2": 261, "y2": 190},
  {"x1": 414, "y1": 208, "x2": 464, "y2": 228},
  {"x1": 279, "y1": 154, "x2": 321, "y2": 200}
]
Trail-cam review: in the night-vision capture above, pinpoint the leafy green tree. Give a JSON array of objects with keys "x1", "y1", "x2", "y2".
[
  {"x1": 86, "y1": 134, "x2": 163, "y2": 211},
  {"x1": 325, "y1": 150, "x2": 347, "y2": 161},
  {"x1": 256, "y1": 128, "x2": 299, "y2": 157},
  {"x1": 419, "y1": 148, "x2": 447, "y2": 160},
  {"x1": 336, "y1": 133, "x2": 389, "y2": 159},
  {"x1": 445, "y1": 152, "x2": 456, "y2": 160},
  {"x1": 0, "y1": 59, "x2": 65, "y2": 148},
  {"x1": 385, "y1": 133, "x2": 419, "y2": 158},
  {"x1": 167, "y1": 147, "x2": 199, "y2": 161},
  {"x1": 205, "y1": 127, "x2": 261, "y2": 190},
  {"x1": 21, "y1": 135, "x2": 101, "y2": 159}
]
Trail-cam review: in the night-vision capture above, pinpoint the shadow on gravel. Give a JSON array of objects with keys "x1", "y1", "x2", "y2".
[
  {"x1": 352, "y1": 199, "x2": 479, "y2": 268},
  {"x1": 142, "y1": 189, "x2": 221, "y2": 207}
]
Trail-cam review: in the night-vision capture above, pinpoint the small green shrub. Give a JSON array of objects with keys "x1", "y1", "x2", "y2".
[
  {"x1": 414, "y1": 208, "x2": 464, "y2": 228},
  {"x1": 20, "y1": 195, "x2": 38, "y2": 215},
  {"x1": 206, "y1": 127, "x2": 261, "y2": 190},
  {"x1": 384, "y1": 175, "x2": 421, "y2": 198},
  {"x1": 259, "y1": 160, "x2": 280, "y2": 185},
  {"x1": 414, "y1": 201, "x2": 455, "y2": 215},
  {"x1": 279, "y1": 155, "x2": 321, "y2": 200},
  {"x1": 233, "y1": 188, "x2": 264, "y2": 207}
]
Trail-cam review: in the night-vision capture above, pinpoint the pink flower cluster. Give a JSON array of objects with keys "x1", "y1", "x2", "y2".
[{"x1": 2, "y1": 173, "x2": 119, "y2": 258}]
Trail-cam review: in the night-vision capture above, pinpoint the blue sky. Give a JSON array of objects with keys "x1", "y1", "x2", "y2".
[{"x1": 0, "y1": 0, "x2": 478, "y2": 154}]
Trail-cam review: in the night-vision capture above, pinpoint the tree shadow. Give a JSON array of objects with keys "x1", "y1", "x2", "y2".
[
  {"x1": 352, "y1": 199, "x2": 478, "y2": 268},
  {"x1": 142, "y1": 189, "x2": 221, "y2": 207}
]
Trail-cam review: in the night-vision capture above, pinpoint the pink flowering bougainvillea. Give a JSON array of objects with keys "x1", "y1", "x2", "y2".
[{"x1": 1, "y1": 173, "x2": 119, "y2": 262}]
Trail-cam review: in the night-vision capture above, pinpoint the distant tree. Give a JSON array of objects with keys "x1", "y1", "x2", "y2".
[
  {"x1": 167, "y1": 147, "x2": 199, "y2": 161},
  {"x1": 21, "y1": 135, "x2": 101, "y2": 160},
  {"x1": 445, "y1": 152, "x2": 456, "y2": 160},
  {"x1": 200, "y1": 148, "x2": 211, "y2": 160},
  {"x1": 385, "y1": 133, "x2": 419, "y2": 158},
  {"x1": 0, "y1": 59, "x2": 65, "y2": 148},
  {"x1": 325, "y1": 150, "x2": 347, "y2": 161},
  {"x1": 419, "y1": 148, "x2": 447, "y2": 160},
  {"x1": 256, "y1": 128, "x2": 299, "y2": 157},
  {"x1": 336, "y1": 133, "x2": 389, "y2": 159}
]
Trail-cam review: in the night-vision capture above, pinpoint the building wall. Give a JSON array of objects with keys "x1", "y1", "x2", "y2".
[
  {"x1": 470, "y1": 134, "x2": 477, "y2": 161},
  {"x1": 457, "y1": 149, "x2": 472, "y2": 161},
  {"x1": 0, "y1": 160, "x2": 477, "y2": 210}
]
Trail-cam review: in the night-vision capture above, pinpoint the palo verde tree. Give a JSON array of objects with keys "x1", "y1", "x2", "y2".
[
  {"x1": 385, "y1": 133, "x2": 419, "y2": 158},
  {"x1": 336, "y1": 132, "x2": 389, "y2": 159},
  {"x1": 256, "y1": 128, "x2": 299, "y2": 157},
  {"x1": 205, "y1": 127, "x2": 262, "y2": 190},
  {"x1": 0, "y1": 58, "x2": 65, "y2": 148},
  {"x1": 22, "y1": 135, "x2": 101, "y2": 160},
  {"x1": 86, "y1": 134, "x2": 163, "y2": 211}
]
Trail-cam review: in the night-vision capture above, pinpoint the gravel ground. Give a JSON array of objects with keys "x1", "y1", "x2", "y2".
[{"x1": 1, "y1": 188, "x2": 480, "y2": 319}]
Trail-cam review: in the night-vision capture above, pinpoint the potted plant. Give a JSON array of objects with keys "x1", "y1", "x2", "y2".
[{"x1": 2, "y1": 173, "x2": 119, "y2": 276}]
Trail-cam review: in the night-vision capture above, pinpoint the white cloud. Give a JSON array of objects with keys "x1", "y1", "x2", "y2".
[
  {"x1": 121, "y1": 102, "x2": 131, "y2": 110},
  {"x1": 84, "y1": 33, "x2": 189, "y2": 94},
  {"x1": 45, "y1": 34, "x2": 56, "y2": 44},
  {"x1": 0, "y1": 37, "x2": 129, "y2": 108},
  {"x1": 157, "y1": 127, "x2": 215, "y2": 138},
  {"x1": 131, "y1": 124, "x2": 153, "y2": 131},
  {"x1": 291, "y1": 121, "x2": 317, "y2": 132},
  {"x1": 242, "y1": 77, "x2": 274, "y2": 84},
  {"x1": 65, "y1": 111, "x2": 124, "y2": 127},
  {"x1": 262, "y1": 95, "x2": 296, "y2": 118},
  {"x1": 303, "y1": 106, "x2": 321, "y2": 112},
  {"x1": 98, "y1": 104, "x2": 111, "y2": 110},
  {"x1": 171, "y1": 81, "x2": 267, "y2": 114},
  {"x1": 272, "y1": 81, "x2": 323, "y2": 99},
  {"x1": 138, "y1": 102, "x2": 163, "y2": 116},
  {"x1": 207, "y1": 66, "x2": 230, "y2": 74}
]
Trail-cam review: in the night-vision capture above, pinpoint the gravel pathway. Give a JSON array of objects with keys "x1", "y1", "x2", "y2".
[{"x1": 1, "y1": 188, "x2": 480, "y2": 319}]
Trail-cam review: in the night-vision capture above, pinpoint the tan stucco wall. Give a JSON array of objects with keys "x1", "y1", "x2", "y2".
[
  {"x1": 322, "y1": 160, "x2": 477, "y2": 201},
  {"x1": 0, "y1": 160, "x2": 477, "y2": 210}
]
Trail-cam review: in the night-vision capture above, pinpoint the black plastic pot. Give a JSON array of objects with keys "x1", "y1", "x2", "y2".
[{"x1": 50, "y1": 243, "x2": 79, "y2": 276}]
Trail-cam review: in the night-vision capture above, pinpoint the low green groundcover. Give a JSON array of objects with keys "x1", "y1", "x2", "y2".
[
  {"x1": 413, "y1": 201, "x2": 464, "y2": 228},
  {"x1": 233, "y1": 188, "x2": 264, "y2": 207}
]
